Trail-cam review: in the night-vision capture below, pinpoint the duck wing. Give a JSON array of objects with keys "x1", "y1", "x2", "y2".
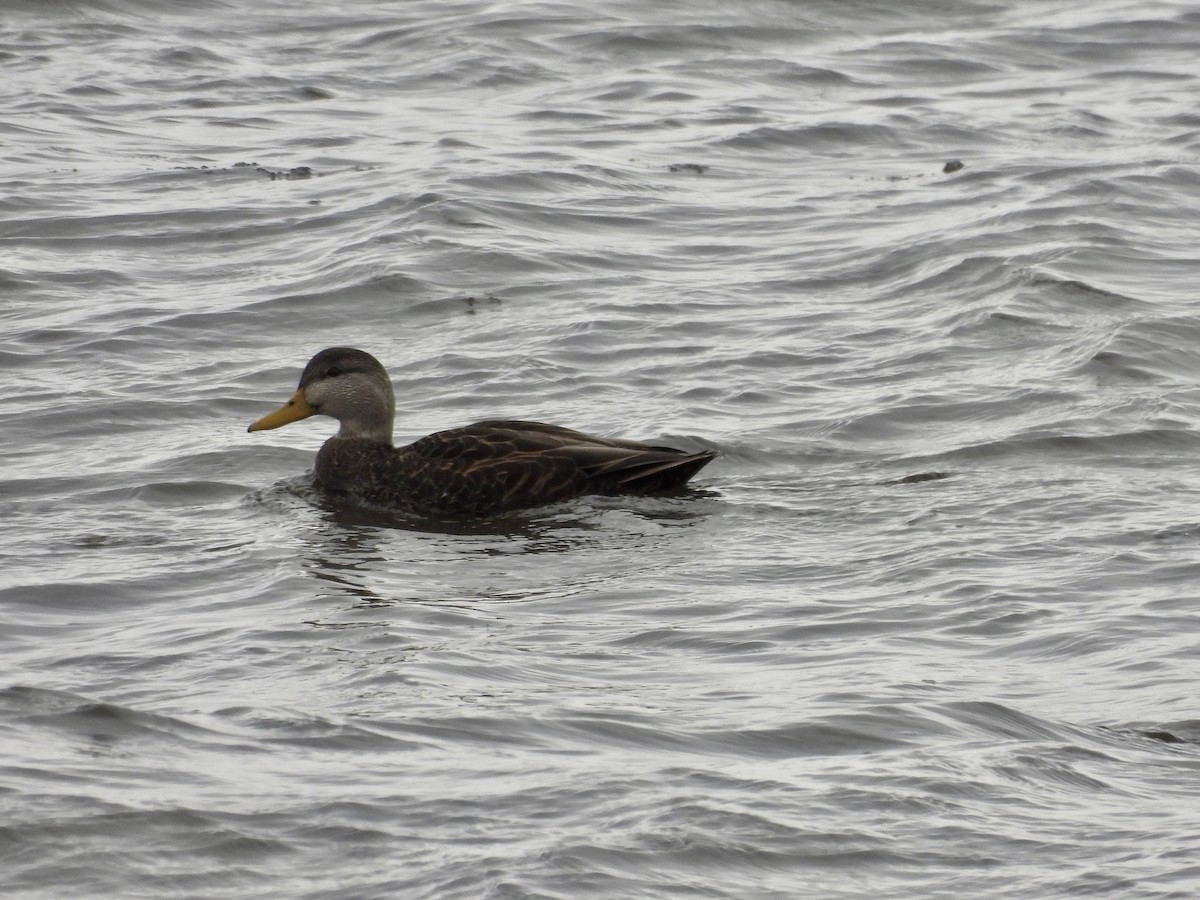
[{"x1": 398, "y1": 420, "x2": 717, "y2": 514}]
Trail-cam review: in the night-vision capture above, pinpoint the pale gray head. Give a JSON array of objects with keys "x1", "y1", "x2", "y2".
[{"x1": 248, "y1": 347, "x2": 396, "y2": 443}]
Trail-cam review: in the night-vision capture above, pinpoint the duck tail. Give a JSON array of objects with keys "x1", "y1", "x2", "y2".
[{"x1": 607, "y1": 449, "x2": 718, "y2": 494}]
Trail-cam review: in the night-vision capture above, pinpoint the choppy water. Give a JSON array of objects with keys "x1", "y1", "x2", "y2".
[{"x1": 4, "y1": 0, "x2": 1200, "y2": 896}]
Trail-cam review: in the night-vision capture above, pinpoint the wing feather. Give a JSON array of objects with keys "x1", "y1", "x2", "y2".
[{"x1": 336, "y1": 420, "x2": 718, "y2": 514}]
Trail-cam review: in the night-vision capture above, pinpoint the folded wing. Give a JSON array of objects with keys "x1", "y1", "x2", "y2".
[{"x1": 400, "y1": 420, "x2": 717, "y2": 514}]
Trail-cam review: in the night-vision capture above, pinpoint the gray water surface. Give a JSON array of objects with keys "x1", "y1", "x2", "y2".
[{"x1": 3, "y1": 1, "x2": 1200, "y2": 897}]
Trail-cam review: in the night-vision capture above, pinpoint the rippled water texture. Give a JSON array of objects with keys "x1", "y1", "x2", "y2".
[{"x1": 4, "y1": 0, "x2": 1200, "y2": 897}]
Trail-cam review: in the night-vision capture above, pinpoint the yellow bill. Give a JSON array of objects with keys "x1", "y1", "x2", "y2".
[{"x1": 248, "y1": 389, "x2": 316, "y2": 432}]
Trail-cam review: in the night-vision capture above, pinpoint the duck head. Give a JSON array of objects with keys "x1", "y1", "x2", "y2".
[{"x1": 247, "y1": 347, "x2": 396, "y2": 442}]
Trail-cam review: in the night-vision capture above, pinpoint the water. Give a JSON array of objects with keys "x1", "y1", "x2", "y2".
[{"x1": 4, "y1": 0, "x2": 1200, "y2": 896}]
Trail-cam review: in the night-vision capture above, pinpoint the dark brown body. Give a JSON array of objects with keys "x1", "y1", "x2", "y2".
[{"x1": 315, "y1": 419, "x2": 717, "y2": 516}]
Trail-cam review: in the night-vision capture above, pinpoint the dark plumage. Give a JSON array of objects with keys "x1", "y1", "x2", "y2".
[{"x1": 248, "y1": 347, "x2": 717, "y2": 516}]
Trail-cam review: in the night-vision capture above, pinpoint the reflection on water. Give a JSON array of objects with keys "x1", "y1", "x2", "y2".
[{"x1": 268, "y1": 479, "x2": 723, "y2": 608}]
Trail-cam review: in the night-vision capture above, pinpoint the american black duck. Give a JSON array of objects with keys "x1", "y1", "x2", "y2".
[{"x1": 248, "y1": 347, "x2": 717, "y2": 516}]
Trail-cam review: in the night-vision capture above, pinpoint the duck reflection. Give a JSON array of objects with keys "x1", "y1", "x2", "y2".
[{"x1": 285, "y1": 481, "x2": 720, "y2": 610}]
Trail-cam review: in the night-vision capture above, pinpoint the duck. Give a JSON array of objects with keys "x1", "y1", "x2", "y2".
[{"x1": 248, "y1": 347, "x2": 717, "y2": 516}]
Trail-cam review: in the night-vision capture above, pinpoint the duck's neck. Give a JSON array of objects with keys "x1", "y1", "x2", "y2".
[{"x1": 336, "y1": 419, "x2": 394, "y2": 443}]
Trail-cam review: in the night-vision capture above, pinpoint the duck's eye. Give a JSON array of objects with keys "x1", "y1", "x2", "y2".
[{"x1": 326, "y1": 366, "x2": 342, "y2": 377}]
